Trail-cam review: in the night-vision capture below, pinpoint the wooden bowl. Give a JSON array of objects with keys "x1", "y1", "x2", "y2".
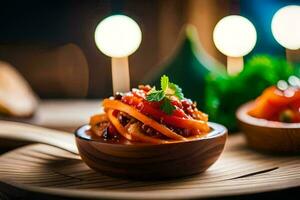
[
  {"x1": 237, "y1": 101, "x2": 300, "y2": 153},
  {"x1": 75, "y1": 122, "x2": 227, "y2": 179}
]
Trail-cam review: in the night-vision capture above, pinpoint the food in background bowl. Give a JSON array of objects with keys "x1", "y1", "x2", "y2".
[
  {"x1": 237, "y1": 76, "x2": 300, "y2": 153},
  {"x1": 248, "y1": 81, "x2": 300, "y2": 123}
]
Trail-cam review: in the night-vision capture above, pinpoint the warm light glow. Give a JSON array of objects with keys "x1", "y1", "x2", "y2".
[
  {"x1": 213, "y1": 15, "x2": 257, "y2": 57},
  {"x1": 271, "y1": 5, "x2": 300, "y2": 50},
  {"x1": 94, "y1": 15, "x2": 142, "y2": 57}
]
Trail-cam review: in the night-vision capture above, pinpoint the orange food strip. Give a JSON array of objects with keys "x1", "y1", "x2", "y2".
[
  {"x1": 165, "y1": 116, "x2": 210, "y2": 133},
  {"x1": 89, "y1": 114, "x2": 108, "y2": 126},
  {"x1": 92, "y1": 110, "x2": 208, "y2": 143},
  {"x1": 103, "y1": 99, "x2": 187, "y2": 141},
  {"x1": 127, "y1": 123, "x2": 170, "y2": 144},
  {"x1": 106, "y1": 109, "x2": 132, "y2": 141},
  {"x1": 89, "y1": 114, "x2": 109, "y2": 137},
  {"x1": 193, "y1": 110, "x2": 208, "y2": 122}
]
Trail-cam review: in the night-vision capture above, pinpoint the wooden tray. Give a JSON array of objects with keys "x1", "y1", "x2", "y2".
[{"x1": 0, "y1": 135, "x2": 299, "y2": 199}]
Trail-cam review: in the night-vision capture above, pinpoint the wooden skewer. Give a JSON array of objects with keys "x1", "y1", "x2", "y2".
[
  {"x1": 227, "y1": 56, "x2": 244, "y2": 75},
  {"x1": 286, "y1": 48, "x2": 300, "y2": 63},
  {"x1": 0, "y1": 120, "x2": 77, "y2": 154},
  {"x1": 111, "y1": 57, "x2": 130, "y2": 94}
]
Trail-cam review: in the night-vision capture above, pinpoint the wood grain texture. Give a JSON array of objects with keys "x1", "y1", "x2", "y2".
[
  {"x1": 75, "y1": 123, "x2": 227, "y2": 179},
  {"x1": 0, "y1": 135, "x2": 299, "y2": 200},
  {"x1": 237, "y1": 102, "x2": 300, "y2": 153}
]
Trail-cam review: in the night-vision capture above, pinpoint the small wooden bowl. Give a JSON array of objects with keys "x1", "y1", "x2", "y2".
[
  {"x1": 75, "y1": 122, "x2": 227, "y2": 179},
  {"x1": 237, "y1": 101, "x2": 300, "y2": 153}
]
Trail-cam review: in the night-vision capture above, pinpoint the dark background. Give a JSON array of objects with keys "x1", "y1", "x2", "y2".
[{"x1": 0, "y1": 0, "x2": 297, "y2": 98}]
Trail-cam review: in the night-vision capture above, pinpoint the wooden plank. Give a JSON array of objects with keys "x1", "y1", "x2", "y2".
[{"x1": 0, "y1": 135, "x2": 299, "y2": 199}]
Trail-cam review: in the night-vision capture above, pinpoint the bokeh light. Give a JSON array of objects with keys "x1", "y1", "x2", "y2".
[
  {"x1": 94, "y1": 15, "x2": 142, "y2": 57},
  {"x1": 213, "y1": 15, "x2": 257, "y2": 57},
  {"x1": 271, "y1": 5, "x2": 300, "y2": 50}
]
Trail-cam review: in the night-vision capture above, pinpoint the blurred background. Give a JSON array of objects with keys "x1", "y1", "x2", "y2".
[{"x1": 0, "y1": 0, "x2": 298, "y2": 99}]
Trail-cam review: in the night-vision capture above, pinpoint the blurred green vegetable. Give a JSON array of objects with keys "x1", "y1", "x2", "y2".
[{"x1": 204, "y1": 54, "x2": 298, "y2": 131}]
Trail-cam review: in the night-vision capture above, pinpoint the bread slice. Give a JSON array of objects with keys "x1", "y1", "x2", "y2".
[{"x1": 0, "y1": 62, "x2": 38, "y2": 117}]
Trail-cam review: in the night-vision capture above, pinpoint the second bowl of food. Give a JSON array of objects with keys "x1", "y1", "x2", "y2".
[{"x1": 237, "y1": 79, "x2": 300, "y2": 153}]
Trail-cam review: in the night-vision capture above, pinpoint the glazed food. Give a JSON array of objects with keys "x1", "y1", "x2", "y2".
[
  {"x1": 88, "y1": 75, "x2": 210, "y2": 144},
  {"x1": 249, "y1": 78, "x2": 300, "y2": 123}
]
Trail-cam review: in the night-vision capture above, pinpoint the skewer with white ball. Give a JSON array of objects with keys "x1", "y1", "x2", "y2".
[
  {"x1": 213, "y1": 15, "x2": 257, "y2": 75},
  {"x1": 94, "y1": 15, "x2": 142, "y2": 94},
  {"x1": 271, "y1": 5, "x2": 300, "y2": 62}
]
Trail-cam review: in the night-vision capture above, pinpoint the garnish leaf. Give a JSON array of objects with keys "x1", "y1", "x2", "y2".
[
  {"x1": 146, "y1": 90, "x2": 165, "y2": 102},
  {"x1": 169, "y1": 83, "x2": 184, "y2": 100},
  {"x1": 161, "y1": 75, "x2": 169, "y2": 92},
  {"x1": 146, "y1": 75, "x2": 184, "y2": 115},
  {"x1": 160, "y1": 98, "x2": 176, "y2": 115}
]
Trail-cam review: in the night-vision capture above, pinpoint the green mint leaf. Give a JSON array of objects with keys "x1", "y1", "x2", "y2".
[
  {"x1": 146, "y1": 75, "x2": 184, "y2": 115},
  {"x1": 161, "y1": 75, "x2": 169, "y2": 92},
  {"x1": 146, "y1": 90, "x2": 165, "y2": 102},
  {"x1": 160, "y1": 98, "x2": 176, "y2": 115},
  {"x1": 169, "y1": 83, "x2": 184, "y2": 100}
]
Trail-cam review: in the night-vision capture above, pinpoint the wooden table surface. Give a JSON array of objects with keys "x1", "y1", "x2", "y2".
[
  {"x1": 0, "y1": 134, "x2": 299, "y2": 200},
  {"x1": 0, "y1": 100, "x2": 299, "y2": 200}
]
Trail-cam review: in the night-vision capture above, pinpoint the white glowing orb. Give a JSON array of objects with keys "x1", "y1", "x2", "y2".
[
  {"x1": 271, "y1": 5, "x2": 300, "y2": 50},
  {"x1": 213, "y1": 15, "x2": 257, "y2": 57},
  {"x1": 95, "y1": 15, "x2": 142, "y2": 57}
]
